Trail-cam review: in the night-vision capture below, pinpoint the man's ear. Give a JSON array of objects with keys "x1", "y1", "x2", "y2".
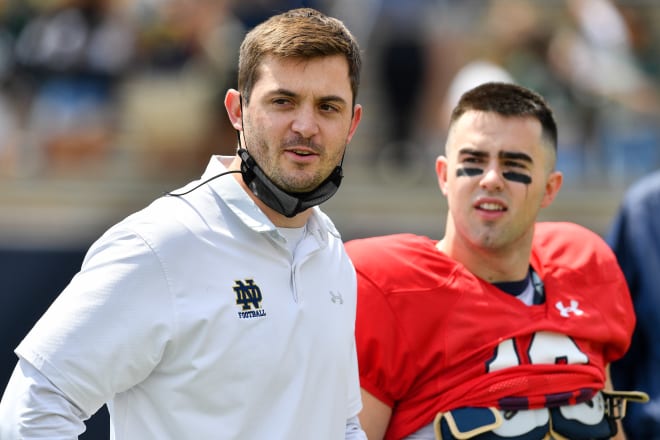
[
  {"x1": 540, "y1": 170, "x2": 563, "y2": 208},
  {"x1": 224, "y1": 89, "x2": 243, "y2": 131},
  {"x1": 346, "y1": 104, "x2": 362, "y2": 144},
  {"x1": 436, "y1": 155, "x2": 449, "y2": 196}
]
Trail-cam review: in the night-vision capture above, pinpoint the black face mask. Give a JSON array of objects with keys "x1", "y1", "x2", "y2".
[{"x1": 238, "y1": 148, "x2": 343, "y2": 218}]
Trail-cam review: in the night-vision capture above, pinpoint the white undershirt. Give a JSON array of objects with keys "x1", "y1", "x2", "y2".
[
  {"x1": 278, "y1": 225, "x2": 307, "y2": 255},
  {"x1": 516, "y1": 278, "x2": 535, "y2": 306}
]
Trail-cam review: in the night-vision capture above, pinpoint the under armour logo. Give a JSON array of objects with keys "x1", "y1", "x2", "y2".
[
  {"x1": 329, "y1": 291, "x2": 343, "y2": 305},
  {"x1": 555, "y1": 300, "x2": 584, "y2": 317}
]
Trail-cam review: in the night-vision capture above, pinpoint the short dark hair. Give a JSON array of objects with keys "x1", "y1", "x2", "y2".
[
  {"x1": 238, "y1": 8, "x2": 362, "y2": 105},
  {"x1": 450, "y1": 82, "x2": 557, "y2": 151}
]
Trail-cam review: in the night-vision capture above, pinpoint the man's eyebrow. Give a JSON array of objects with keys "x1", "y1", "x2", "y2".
[
  {"x1": 268, "y1": 88, "x2": 348, "y2": 105},
  {"x1": 457, "y1": 148, "x2": 488, "y2": 158},
  {"x1": 499, "y1": 151, "x2": 533, "y2": 163},
  {"x1": 268, "y1": 88, "x2": 297, "y2": 98},
  {"x1": 457, "y1": 148, "x2": 534, "y2": 164},
  {"x1": 319, "y1": 94, "x2": 348, "y2": 104}
]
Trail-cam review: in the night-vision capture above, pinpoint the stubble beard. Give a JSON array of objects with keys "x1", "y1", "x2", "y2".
[{"x1": 254, "y1": 137, "x2": 343, "y2": 194}]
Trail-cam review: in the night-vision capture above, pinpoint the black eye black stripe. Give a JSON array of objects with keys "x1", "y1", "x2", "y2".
[
  {"x1": 456, "y1": 167, "x2": 532, "y2": 184},
  {"x1": 456, "y1": 167, "x2": 482, "y2": 177},
  {"x1": 503, "y1": 172, "x2": 532, "y2": 184}
]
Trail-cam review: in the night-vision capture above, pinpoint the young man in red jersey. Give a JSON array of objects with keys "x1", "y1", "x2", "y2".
[{"x1": 346, "y1": 82, "x2": 647, "y2": 440}]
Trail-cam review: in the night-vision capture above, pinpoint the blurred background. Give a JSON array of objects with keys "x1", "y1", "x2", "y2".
[{"x1": 1, "y1": 0, "x2": 659, "y2": 437}]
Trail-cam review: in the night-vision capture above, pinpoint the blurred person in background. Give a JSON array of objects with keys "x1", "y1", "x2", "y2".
[
  {"x1": 230, "y1": 0, "x2": 326, "y2": 30},
  {"x1": 346, "y1": 82, "x2": 647, "y2": 440},
  {"x1": 0, "y1": 7, "x2": 366, "y2": 439},
  {"x1": 12, "y1": 0, "x2": 136, "y2": 175},
  {"x1": 118, "y1": 0, "x2": 245, "y2": 177},
  {"x1": 547, "y1": 0, "x2": 660, "y2": 184},
  {"x1": 0, "y1": 1, "x2": 19, "y2": 175},
  {"x1": 368, "y1": 0, "x2": 435, "y2": 173},
  {"x1": 607, "y1": 169, "x2": 660, "y2": 439}
]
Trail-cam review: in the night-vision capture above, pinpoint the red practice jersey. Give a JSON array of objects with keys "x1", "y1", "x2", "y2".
[{"x1": 346, "y1": 222, "x2": 635, "y2": 440}]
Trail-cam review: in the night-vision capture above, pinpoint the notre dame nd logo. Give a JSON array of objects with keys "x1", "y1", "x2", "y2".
[{"x1": 233, "y1": 279, "x2": 267, "y2": 319}]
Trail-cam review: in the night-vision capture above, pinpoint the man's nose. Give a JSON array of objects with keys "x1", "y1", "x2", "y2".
[
  {"x1": 479, "y1": 167, "x2": 504, "y2": 192},
  {"x1": 291, "y1": 107, "x2": 320, "y2": 138}
]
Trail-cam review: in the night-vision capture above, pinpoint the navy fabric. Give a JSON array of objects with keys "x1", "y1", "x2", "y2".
[
  {"x1": 438, "y1": 406, "x2": 613, "y2": 439},
  {"x1": 549, "y1": 406, "x2": 614, "y2": 439},
  {"x1": 438, "y1": 408, "x2": 548, "y2": 440},
  {"x1": 440, "y1": 408, "x2": 549, "y2": 440},
  {"x1": 607, "y1": 169, "x2": 660, "y2": 440},
  {"x1": 447, "y1": 407, "x2": 500, "y2": 433}
]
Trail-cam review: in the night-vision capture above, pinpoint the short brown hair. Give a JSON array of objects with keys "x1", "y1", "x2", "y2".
[
  {"x1": 238, "y1": 8, "x2": 362, "y2": 105},
  {"x1": 450, "y1": 82, "x2": 558, "y2": 151}
]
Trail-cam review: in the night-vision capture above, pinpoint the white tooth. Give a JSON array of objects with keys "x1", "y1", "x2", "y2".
[{"x1": 480, "y1": 203, "x2": 503, "y2": 211}]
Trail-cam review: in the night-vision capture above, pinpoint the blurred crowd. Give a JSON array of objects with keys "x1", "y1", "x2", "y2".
[{"x1": 0, "y1": 0, "x2": 658, "y2": 187}]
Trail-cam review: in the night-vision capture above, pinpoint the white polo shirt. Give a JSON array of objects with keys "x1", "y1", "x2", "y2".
[{"x1": 14, "y1": 156, "x2": 362, "y2": 439}]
